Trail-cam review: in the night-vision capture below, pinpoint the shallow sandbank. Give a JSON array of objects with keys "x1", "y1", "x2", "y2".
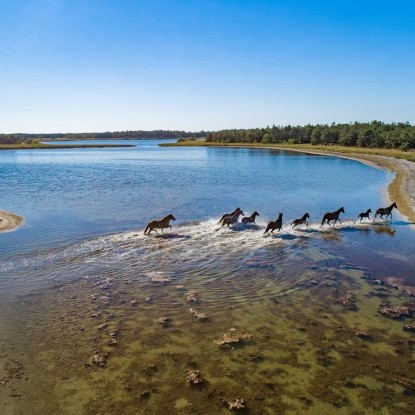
[{"x1": 0, "y1": 211, "x2": 24, "y2": 232}]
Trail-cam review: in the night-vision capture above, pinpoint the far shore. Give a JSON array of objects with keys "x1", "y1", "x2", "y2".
[
  {"x1": 161, "y1": 141, "x2": 415, "y2": 223},
  {"x1": 0, "y1": 143, "x2": 135, "y2": 150},
  {"x1": 0, "y1": 211, "x2": 24, "y2": 233}
]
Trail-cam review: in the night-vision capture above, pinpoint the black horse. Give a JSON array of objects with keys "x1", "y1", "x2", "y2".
[
  {"x1": 375, "y1": 202, "x2": 397, "y2": 220},
  {"x1": 264, "y1": 213, "x2": 283, "y2": 234},
  {"x1": 357, "y1": 209, "x2": 372, "y2": 222},
  {"x1": 242, "y1": 211, "x2": 259, "y2": 224},
  {"x1": 321, "y1": 207, "x2": 345, "y2": 226},
  {"x1": 291, "y1": 213, "x2": 310, "y2": 228}
]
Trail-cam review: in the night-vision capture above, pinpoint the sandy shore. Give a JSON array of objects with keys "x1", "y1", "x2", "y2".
[
  {"x1": 263, "y1": 147, "x2": 415, "y2": 223},
  {"x1": 0, "y1": 211, "x2": 24, "y2": 233}
]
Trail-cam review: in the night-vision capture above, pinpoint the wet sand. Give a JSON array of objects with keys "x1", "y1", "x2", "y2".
[{"x1": 0, "y1": 211, "x2": 24, "y2": 233}]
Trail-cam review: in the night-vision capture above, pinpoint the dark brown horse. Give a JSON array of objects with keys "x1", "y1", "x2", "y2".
[
  {"x1": 357, "y1": 209, "x2": 372, "y2": 222},
  {"x1": 221, "y1": 210, "x2": 244, "y2": 227},
  {"x1": 291, "y1": 213, "x2": 310, "y2": 228},
  {"x1": 321, "y1": 207, "x2": 345, "y2": 226},
  {"x1": 144, "y1": 214, "x2": 176, "y2": 235},
  {"x1": 242, "y1": 211, "x2": 259, "y2": 224},
  {"x1": 375, "y1": 202, "x2": 397, "y2": 220},
  {"x1": 218, "y1": 208, "x2": 242, "y2": 225},
  {"x1": 264, "y1": 213, "x2": 283, "y2": 234}
]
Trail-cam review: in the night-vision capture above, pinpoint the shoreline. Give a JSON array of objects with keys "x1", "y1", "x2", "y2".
[
  {"x1": 163, "y1": 142, "x2": 415, "y2": 223},
  {"x1": 0, "y1": 211, "x2": 24, "y2": 233},
  {"x1": 0, "y1": 143, "x2": 135, "y2": 150}
]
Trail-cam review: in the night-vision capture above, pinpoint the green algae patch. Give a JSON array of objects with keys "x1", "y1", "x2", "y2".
[{"x1": 2, "y1": 243, "x2": 415, "y2": 415}]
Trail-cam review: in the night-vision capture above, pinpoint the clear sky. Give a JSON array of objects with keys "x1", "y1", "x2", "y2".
[{"x1": 1, "y1": 0, "x2": 414, "y2": 133}]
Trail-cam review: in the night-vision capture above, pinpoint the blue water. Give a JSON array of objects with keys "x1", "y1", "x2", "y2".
[{"x1": 0, "y1": 139, "x2": 414, "y2": 293}]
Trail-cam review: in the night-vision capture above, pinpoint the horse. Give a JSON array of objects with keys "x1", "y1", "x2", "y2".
[
  {"x1": 221, "y1": 210, "x2": 244, "y2": 227},
  {"x1": 291, "y1": 213, "x2": 310, "y2": 228},
  {"x1": 321, "y1": 207, "x2": 345, "y2": 226},
  {"x1": 264, "y1": 213, "x2": 283, "y2": 234},
  {"x1": 242, "y1": 211, "x2": 259, "y2": 224},
  {"x1": 357, "y1": 209, "x2": 372, "y2": 222},
  {"x1": 218, "y1": 208, "x2": 242, "y2": 224},
  {"x1": 375, "y1": 202, "x2": 397, "y2": 220},
  {"x1": 144, "y1": 214, "x2": 176, "y2": 235}
]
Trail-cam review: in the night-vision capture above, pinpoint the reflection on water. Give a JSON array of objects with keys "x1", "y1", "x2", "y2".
[{"x1": 1, "y1": 142, "x2": 415, "y2": 414}]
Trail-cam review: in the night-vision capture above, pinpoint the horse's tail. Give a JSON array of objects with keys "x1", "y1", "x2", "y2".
[
  {"x1": 218, "y1": 215, "x2": 225, "y2": 224},
  {"x1": 264, "y1": 225, "x2": 270, "y2": 234},
  {"x1": 144, "y1": 224, "x2": 150, "y2": 235},
  {"x1": 321, "y1": 215, "x2": 326, "y2": 226}
]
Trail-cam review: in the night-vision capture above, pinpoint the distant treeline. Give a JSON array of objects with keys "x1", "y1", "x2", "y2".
[
  {"x1": 0, "y1": 130, "x2": 206, "y2": 145},
  {"x1": 206, "y1": 121, "x2": 415, "y2": 150}
]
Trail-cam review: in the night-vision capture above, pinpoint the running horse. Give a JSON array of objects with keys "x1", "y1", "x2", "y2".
[
  {"x1": 218, "y1": 207, "x2": 242, "y2": 224},
  {"x1": 375, "y1": 202, "x2": 397, "y2": 220},
  {"x1": 291, "y1": 213, "x2": 310, "y2": 228},
  {"x1": 242, "y1": 211, "x2": 260, "y2": 224},
  {"x1": 321, "y1": 207, "x2": 345, "y2": 226},
  {"x1": 357, "y1": 208, "x2": 372, "y2": 222},
  {"x1": 221, "y1": 210, "x2": 244, "y2": 227},
  {"x1": 264, "y1": 213, "x2": 283, "y2": 234},
  {"x1": 144, "y1": 214, "x2": 176, "y2": 235}
]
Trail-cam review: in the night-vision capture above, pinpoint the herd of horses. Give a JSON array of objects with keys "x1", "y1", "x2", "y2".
[{"x1": 143, "y1": 203, "x2": 398, "y2": 235}]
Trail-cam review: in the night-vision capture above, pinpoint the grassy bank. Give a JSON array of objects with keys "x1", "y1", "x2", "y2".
[
  {"x1": 162, "y1": 140, "x2": 415, "y2": 222},
  {"x1": 0, "y1": 143, "x2": 135, "y2": 150}
]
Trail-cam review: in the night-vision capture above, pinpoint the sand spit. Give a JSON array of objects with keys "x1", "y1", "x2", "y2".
[{"x1": 0, "y1": 211, "x2": 24, "y2": 233}]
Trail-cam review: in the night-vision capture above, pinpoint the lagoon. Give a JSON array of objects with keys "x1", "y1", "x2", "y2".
[{"x1": 1, "y1": 139, "x2": 415, "y2": 414}]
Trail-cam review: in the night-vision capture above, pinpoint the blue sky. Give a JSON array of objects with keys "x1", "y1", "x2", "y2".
[{"x1": 1, "y1": 0, "x2": 414, "y2": 133}]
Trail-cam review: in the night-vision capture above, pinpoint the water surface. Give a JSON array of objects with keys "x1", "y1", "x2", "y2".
[{"x1": 1, "y1": 140, "x2": 415, "y2": 414}]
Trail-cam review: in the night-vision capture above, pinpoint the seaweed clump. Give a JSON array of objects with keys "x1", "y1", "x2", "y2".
[
  {"x1": 189, "y1": 308, "x2": 209, "y2": 321},
  {"x1": 213, "y1": 328, "x2": 252, "y2": 346},
  {"x1": 385, "y1": 277, "x2": 415, "y2": 296},
  {"x1": 220, "y1": 397, "x2": 246, "y2": 410},
  {"x1": 185, "y1": 369, "x2": 204, "y2": 385},
  {"x1": 185, "y1": 290, "x2": 199, "y2": 302},
  {"x1": 378, "y1": 304, "x2": 411, "y2": 319}
]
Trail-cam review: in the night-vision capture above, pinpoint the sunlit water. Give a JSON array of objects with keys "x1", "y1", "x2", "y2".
[{"x1": 1, "y1": 140, "x2": 415, "y2": 414}]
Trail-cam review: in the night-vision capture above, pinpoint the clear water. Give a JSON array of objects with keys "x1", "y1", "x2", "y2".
[{"x1": 1, "y1": 140, "x2": 415, "y2": 414}]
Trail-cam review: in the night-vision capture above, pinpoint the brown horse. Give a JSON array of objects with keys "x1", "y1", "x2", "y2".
[
  {"x1": 221, "y1": 210, "x2": 244, "y2": 227},
  {"x1": 375, "y1": 202, "x2": 397, "y2": 220},
  {"x1": 144, "y1": 214, "x2": 176, "y2": 235},
  {"x1": 264, "y1": 213, "x2": 283, "y2": 234},
  {"x1": 357, "y1": 209, "x2": 372, "y2": 222},
  {"x1": 218, "y1": 207, "x2": 242, "y2": 224},
  {"x1": 242, "y1": 211, "x2": 259, "y2": 224},
  {"x1": 291, "y1": 213, "x2": 310, "y2": 228},
  {"x1": 321, "y1": 207, "x2": 345, "y2": 226}
]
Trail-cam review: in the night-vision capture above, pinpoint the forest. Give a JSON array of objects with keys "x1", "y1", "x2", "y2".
[
  {"x1": 0, "y1": 130, "x2": 206, "y2": 145},
  {"x1": 2, "y1": 122, "x2": 415, "y2": 150},
  {"x1": 205, "y1": 121, "x2": 415, "y2": 150}
]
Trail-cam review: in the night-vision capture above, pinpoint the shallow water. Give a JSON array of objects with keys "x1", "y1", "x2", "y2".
[{"x1": 1, "y1": 140, "x2": 415, "y2": 414}]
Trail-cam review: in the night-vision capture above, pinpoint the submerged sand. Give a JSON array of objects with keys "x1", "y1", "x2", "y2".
[{"x1": 0, "y1": 211, "x2": 24, "y2": 233}]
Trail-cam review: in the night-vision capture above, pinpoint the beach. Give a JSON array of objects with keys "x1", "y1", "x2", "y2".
[{"x1": 0, "y1": 211, "x2": 24, "y2": 233}]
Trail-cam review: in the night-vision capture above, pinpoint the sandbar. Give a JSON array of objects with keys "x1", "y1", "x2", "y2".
[{"x1": 0, "y1": 211, "x2": 24, "y2": 233}]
